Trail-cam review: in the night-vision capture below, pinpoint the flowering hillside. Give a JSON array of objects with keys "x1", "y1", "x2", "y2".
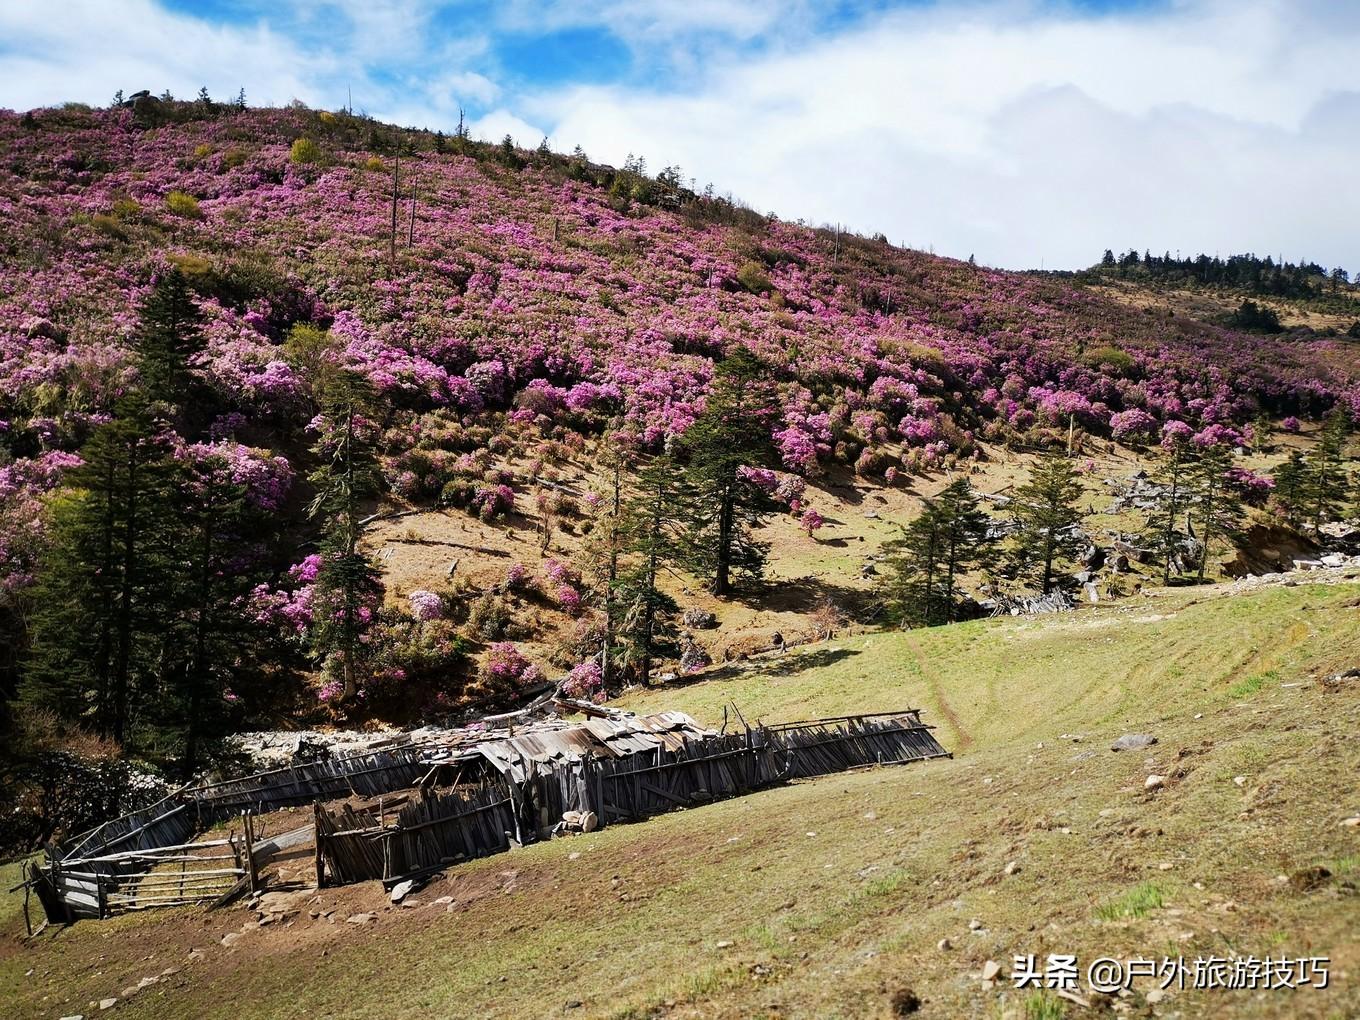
[{"x1": 1, "y1": 100, "x2": 1357, "y2": 732}]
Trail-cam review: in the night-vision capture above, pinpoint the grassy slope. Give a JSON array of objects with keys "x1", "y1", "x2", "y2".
[{"x1": 3, "y1": 581, "x2": 1358, "y2": 1020}]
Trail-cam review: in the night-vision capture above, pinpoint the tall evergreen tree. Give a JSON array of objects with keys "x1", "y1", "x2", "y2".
[
  {"x1": 1146, "y1": 431, "x2": 1195, "y2": 584},
  {"x1": 170, "y1": 450, "x2": 277, "y2": 772},
  {"x1": 613, "y1": 454, "x2": 684, "y2": 686},
  {"x1": 883, "y1": 479, "x2": 996, "y2": 627},
  {"x1": 1011, "y1": 452, "x2": 1084, "y2": 594},
  {"x1": 1189, "y1": 443, "x2": 1243, "y2": 581},
  {"x1": 1303, "y1": 409, "x2": 1352, "y2": 527},
  {"x1": 1271, "y1": 450, "x2": 1308, "y2": 524},
  {"x1": 135, "y1": 267, "x2": 202, "y2": 409},
  {"x1": 680, "y1": 349, "x2": 778, "y2": 596},
  {"x1": 22, "y1": 397, "x2": 179, "y2": 747},
  {"x1": 582, "y1": 430, "x2": 632, "y2": 689},
  {"x1": 308, "y1": 372, "x2": 384, "y2": 701}
]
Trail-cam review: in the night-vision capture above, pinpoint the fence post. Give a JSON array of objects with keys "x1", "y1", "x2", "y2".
[
  {"x1": 313, "y1": 802, "x2": 326, "y2": 889},
  {"x1": 242, "y1": 811, "x2": 258, "y2": 894}
]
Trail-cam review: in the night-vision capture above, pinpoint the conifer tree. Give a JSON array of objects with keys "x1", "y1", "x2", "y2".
[
  {"x1": 1271, "y1": 450, "x2": 1308, "y2": 524},
  {"x1": 1303, "y1": 409, "x2": 1351, "y2": 527},
  {"x1": 170, "y1": 450, "x2": 276, "y2": 772},
  {"x1": 135, "y1": 267, "x2": 202, "y2": 409},
  {"x1": 1189, "y1": 443, "x2": 1243, "y2": 581},
  {"x1": 883, "y1": 479, "x2": 996, "y2": 627},
  {"x1": 613, "y1": 454, "x2": 684, "y2": 686},
  {"x1": 1011, "y1": 452, "x2": 1084, "y2": 594},
  {"x1": 308, "y1": 372, "x2": 384, "y2": 701},
  {"x1": 680, "y1": 349, "x2": 778, "y2": 596},
  {"x1": 1147, "y1": 431, "x2": 1195, "y2": 583},
  {"x1": 23, "y1": 397, "x2": 178, "y2": 747},
  {"x1": 581, "y1": 430, "x2": 632, "y2": 689}
]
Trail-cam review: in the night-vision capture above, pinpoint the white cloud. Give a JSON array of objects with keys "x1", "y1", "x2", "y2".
[
  {"x1": 469, "y1": 108, "x2": 545, "y2": 145},
  {"x1": 0, "y1": 0, "x2": 327, "y2": 110},
  {"x1": 534, "y1": 0, "x2": 1360, "y2": 269}
]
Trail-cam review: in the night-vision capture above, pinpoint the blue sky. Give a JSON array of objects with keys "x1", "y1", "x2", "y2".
[{"x1": 2, "y1": 1, "x2": 1357, "y2": 270}]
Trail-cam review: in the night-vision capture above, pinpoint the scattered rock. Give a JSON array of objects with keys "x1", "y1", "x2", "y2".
[
  {"x1": 715, "y1": 940, "x2": 734, "y2": 950},
  {"x1": 968, "y1": 918, "x2": 983, "y2": 931},
  {"x1": 1145, "y1": 988, "x2": 1166, "y2": 1004},
  {"x1": 1003, "y1": 860, "x2": 1021, "y2": 876},
  {"x1": 99, "y1": 1000, "x2": 118, "y2": 1011},
  {"x1": 1144, "y1": 774, "x2": 1167, "y2": 791},
  {"x1": 1111, "y1": 733, "x2": 1157, "y2": 752},
  {"x1": 1341, "y1": 817, "x2": 1360, "y2": 828},
  {"x1": 981, "y1": 959, "x2": 1001, "y2": 983},
  {"x1": 565, "y1": 1000, "x2": 583, "y2": 1010},
  {"x1": 1233, "y1": 775, "x2": 1247, "y2": 787},
  {"x1": 220, "y1": 933, "x2": 241, "y2": 947},
  {"x1": 936, "y1": 937, "x2": 952, "y2": 951},
  {"x1": 136, "y1": 976, "x2": 159, "y2": 989},
  {"x1": 681, "y1": 607, "x2": 718, "y2": 629},
  {"x1": 346, "y1": 912, "x2": 377, "y2": 924},
  {"x1": 433, "y1": 895, "x2": 454, "y2": 905}
]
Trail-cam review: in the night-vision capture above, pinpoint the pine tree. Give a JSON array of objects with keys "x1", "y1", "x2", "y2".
[
  {"x1": 135, "y1": 268, "x2": 203, "y2": 410},
  {"x1": 614, "y1": 455, "x2": 684, "y2": 685},
  {"x1": 1189, "y1": 443, "x2": 1243, "y2": 581},
  {"x1": 581, "y1": 430, "x2": 632, "y2": 689},
  {"x1": 1271, "y1": 450, "x2": 1308, "y2": 524},
  {"x1": 170, "y1": 451, "x2": 276, "y2": 772},
  {"x1": 1011, "y1": 452, "x2": 1084, "y2": 594},
  {"x1": 1147, "y1": 432, "x2": 1195, "y2": 583},
  {"x1": 883, "y1": 479, "x2": 996, "y2": 627},
  {"x1": 22, "y1": 398, "x2": 179, "y2": 747},
  {"x1": 308, "y1": 372, "x2": 384, "y2": 701},
  {"x1": 680, "y1": 349, "x2": 778, "y2": 596},
  {"x1": 1303, "y1": 409, "x2": 1351, "y2": 527}
]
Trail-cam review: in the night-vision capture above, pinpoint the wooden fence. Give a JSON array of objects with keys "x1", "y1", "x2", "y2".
[{"x1": 314, "y1": 711, "x2": 948, "y2": 887}]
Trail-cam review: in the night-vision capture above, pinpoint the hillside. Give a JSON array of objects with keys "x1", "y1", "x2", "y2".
[
  {"x1": 3, "y1": 575, "x2": 1358, "y2": 1019},
  {"x1": 1, "y1": 99, "x2": 1358, "y2": 789}
]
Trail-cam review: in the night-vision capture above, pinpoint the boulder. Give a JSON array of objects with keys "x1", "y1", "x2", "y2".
[
  {"x1": 1111, "y1": 733, "x2": 1157, "y2": 752},
  {"x1": 681, "y1": 607, "x2": 718, "y2": 629}
]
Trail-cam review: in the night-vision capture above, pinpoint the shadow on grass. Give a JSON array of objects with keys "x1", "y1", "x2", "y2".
[{"x1": 661, "y1": 646, "x2": 863, "y2": 691}]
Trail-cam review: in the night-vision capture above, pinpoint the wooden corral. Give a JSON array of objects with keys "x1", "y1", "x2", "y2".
[{"x1": 27, "y1": 704, "x2": 949, "y2": 923}]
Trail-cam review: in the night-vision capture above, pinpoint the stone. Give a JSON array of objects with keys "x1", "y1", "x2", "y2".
[
  {"x1": 1233, "y1": 776, "x2": 1247, "y2": 787},
  {"x1": 433, "y1": 896, "x2": 454, "y2": 904},
  {"x1": 1341, "y1": 817, "x2": 1360, "y2": 827},
  {"x1": 1145, "y1": 775, "x2": 1167, "y2": 791},
  {"x1": 99, "y1": 1000, "x2": 118, "y2": 1011},
  {"x1": 1004, "y1": 860, "x2": 1021, "y2": 876},
  {"x1": 715, "y1": 940, "x2": 734, "y2": 949},
  {"x1": 220, "y1": 932, "x2": 241, "y2": 947},
  {"x1": 390, "y1": 880, "x2": 414, "y2": 903},
  {"x1": 981, "y1": 960, "x2": 1001, "y2": 982},
  {"x1": 968, "y1": 918, "x2": 983, "y2": 931},
  {"x1": 136, "y1": 976, "x2": 159, "y2": 989},
  {"x1": 936, "y1": 937, "x2": 952, "y2": 951},
  {"x1": 346, "y1": 912, "x2": 377, "y2": 924},
  {"x1": 1111, "y1": 733, "x2": 1157, "y2": 752},
  {"x1": 681, "y1": 607, "x2": 718, "y2": 629},
  {"x1": 580, "y1": 810, "x2": 599, "y2": 833},
  {"x1": 1144, "y1": 988, "x2": 1165, "y2": 1004}
]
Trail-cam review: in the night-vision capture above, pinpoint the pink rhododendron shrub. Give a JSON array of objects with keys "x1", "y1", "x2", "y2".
[
  {"x1": 1109, "y1": 408, "x2": 1157, "y2": 443},
  {"x1": 562, "y1": 659, "x2": 603, "y2": 699},
  {"x1": 800, "y1": 508, "x2": 825, "y2": 535},
  {"x1": 482, "y1": 642, "x2": 542, "y2": 690},
  {"x1": 408, "y1": 589, "x2": 443, "y2": 621}
]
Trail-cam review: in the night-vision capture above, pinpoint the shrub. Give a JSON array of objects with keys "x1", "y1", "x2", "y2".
[
  {"x1": 165, "y1": 190, "x2": 202, "y2": 218},
  {"x1": 1083, "y1": 346, "x2": 1135, "y2": 375},
  {"x1": 290, "y1": 137, "x2": 323, "y2": 165},
  {"x1": 223, "y1": 147, "x2": 247, "y2": 169},
  {"x1": 467, "y1": 591, "x2": 525, "y2": 640},
  {"x1": 735, "y1": 260, "x2": 772, "y2": 294},
  {"x1": 364, "y1": 155, "x2": 386, "y2": 172},
  {"x1": 408, "y1": 589, "x2": 444, "y2": 621}
]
